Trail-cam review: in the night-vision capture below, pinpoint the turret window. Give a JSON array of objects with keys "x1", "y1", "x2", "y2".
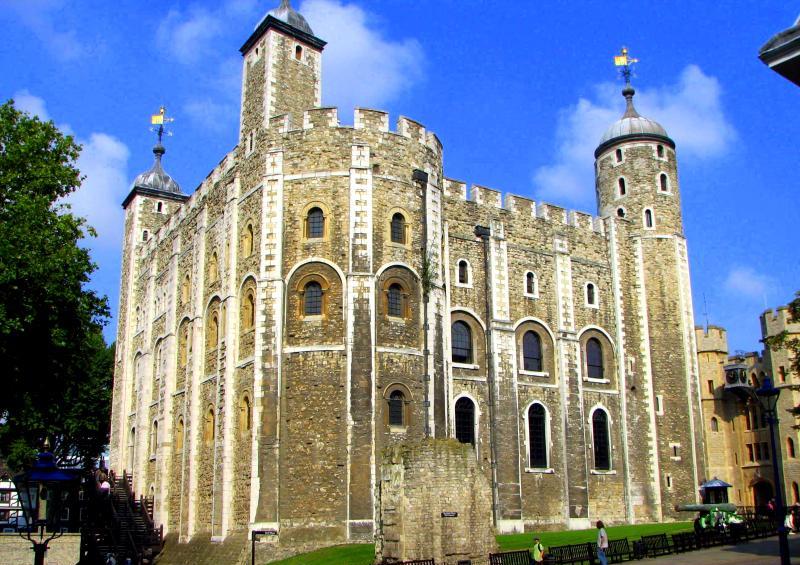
[
  {"x1": 644, "y1": 209, "x2": 654, "y2": 229},
  {"x1": 585, "y1": 282, "x2": 598, "y2": 308},
  {"x1": 524, "y1": 272, "x2": 538, "y2": 297},
  {"x1": 617, "y1": 177, "x2": 626, "y2": 196},
  {"x1": 616, "y1": 207, "x2": 626, "y2": 218},
  {"x1": 659, "y1": 173, "x2": 669, "y2": 192},
  {"x1": 142, "y1": 230, "x2": 149, "y2": 242},
  {"x1": 456, "y1": 259, "x2": 471, "y2": 287},
  {"x1": 295, "y1": 45, "x2": 303, "y2": 61},
  {"x1": 657, "y1": 144, "x2": 665, "y2": 158},
  {"x1": 615, "y1": 148, "x2": 622, "y2": 163}
]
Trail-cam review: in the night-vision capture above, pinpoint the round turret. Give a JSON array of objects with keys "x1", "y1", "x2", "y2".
[
  {"x1": 596, "y1": 85, "x2": 672, "y2": 155},
  {"x1": 131, "y1": 143, "x2": 182, "y2": 194}
]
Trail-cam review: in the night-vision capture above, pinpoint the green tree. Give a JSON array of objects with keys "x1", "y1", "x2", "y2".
[
  {"x1": 0, "y1": 99, "x2": 112, "y2": 470},
  {"x1": 763, "y1": 290, "x2": 800, "y2": 427}
]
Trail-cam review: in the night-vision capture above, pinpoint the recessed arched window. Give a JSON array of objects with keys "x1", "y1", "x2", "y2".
[
  {"x1": 387, "y1": 283, "x2": 403, "y2": 317},
  {"x1": 175, "y1": 418, "x2": 184, "y2": 451},
  {"x1": 204, "y1": 406, "x2": 215, "y2": 445},
  {"x1": 451, "y1": 321, "x2": 473, "y2": 364},
  {"x1": 586, "y1": 283, "x2": 597, "y2": 306},
  {"x1": 295, "y1": 45, "x2": 303, "y2": 60},
  {"x1": 457, "y1": 260, "x2": 469, "y2": 285},
  {"x1": 179, "y1": 322, "x2": 190, "y2": 368},
  {"x1": 657, "y1": 145, "x2": 665, "y2": 158},
  {"x1": 209, "y1": 252, "x2": 219, "y2": 283},
  {"x1": 455, "y1": 397, "x2": 475, "y2": 445},
  {"x1": 303, "y1": 281, "x2": 322, "y2": 316},
  {"x1": 239, "y1": 394, "x2": 252, "y2": 435},
  {"x1": 242, "y1": 222, "x2": 254, "y2": 256},
  {"x1": 242, "y1": 290, "x2": 255, "y2": 330},
  {"x1": 128, "y1": 427, "x2": 136, "y2": 471},
  {"x1": 182, "y1": 274, "x2": 191, "y2": 304},
  {"x1": 586, "y1": 338, "x2": 604, "y2": 380},
  {"x1": 644, "y1": 209, "x2": 654, "y2": 228},
  {"x1": 207, "y1": 311, "x2": 219, "y2": 348},
  {"x1": 522, "y1": 331, "x2": 543, "y2": 372},
  {"x1": 711, "y1": 417, "x2": 719, "y2": 432},
  {"x1": 788, "y1": 437, "x2": 796, "y2": 458},
  {"x1": 388, "y1": 390, "x2": 404, "y2": 427},
  {"x1": 659, "y1": 173, "x2": 669, "y2": 192},
  {"x1": 592, "y1": 409, "x2": 611, "y2": 470},
  {"x1": 615, "y1": 148, "x2": 622, "y2": 163},
  {"x1": 390, "y1": 212, "x2": 406, "y2": 244},
  {"x1": 306, "y1": 207, "x2": 324, "y2": 239},
  {"x1": 150, "y1": 420, "x2": 158, "y2": 457},
  {"x1": 525, "y1": 272, "x2": 537, "y2": 296},
  {"x1": 528, "y1": 403, "x2": 547, "y2": 468},
  {"x1": 618, "y1": 177, "x2": 626, "y2": 196},
  {"x1": 617, "y1": 208, "x2": 626, "y2": 218}
]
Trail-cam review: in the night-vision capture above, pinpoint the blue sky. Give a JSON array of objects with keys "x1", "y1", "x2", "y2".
[{"x1": 1, "y1": 1, "x2": 798, "y2": 354}]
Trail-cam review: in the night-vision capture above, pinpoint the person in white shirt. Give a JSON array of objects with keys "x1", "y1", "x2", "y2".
[{"x1": 596, "y1": 520, "x2": 609, "y2": 565}]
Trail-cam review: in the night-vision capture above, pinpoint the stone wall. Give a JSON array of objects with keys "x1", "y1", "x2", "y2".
[
  {"x1": 376, "y1": 440, "x2": 498, "y2": 564},
  {"x1": 0, "y1": 533, "x2": 80, "y2": 565}
]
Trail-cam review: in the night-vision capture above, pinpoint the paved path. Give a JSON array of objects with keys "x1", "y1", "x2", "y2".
[{"x1": 664, "y1": 535, "x2": 800, "y2": 564}]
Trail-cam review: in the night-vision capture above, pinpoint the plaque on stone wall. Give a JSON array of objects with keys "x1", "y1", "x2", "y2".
[{"x1": 441, "y1": 511, "x2": 458, "y2": 518}]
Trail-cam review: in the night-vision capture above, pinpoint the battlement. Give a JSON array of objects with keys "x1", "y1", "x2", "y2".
[
  {"x1": 761, "y1": 305, "x2": 800, "y2": 337},
  {"x1": 443, "y1": 178, "x2": 604, "y2": 235},
  {"x1": 695, "y1": 325, "x2": 728, "y2": 353}
]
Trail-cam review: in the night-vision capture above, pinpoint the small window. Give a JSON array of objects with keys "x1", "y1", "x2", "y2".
[
  {"x1": 150, "y1": 420, "x2": 158, "y2": 457},
  {"x1": 788, "y1": 437, "x2": 796, "y2": 458},
  {"x1": 295, "y1": 45, "x2": 303, "y2": 60},
  {"x1": 303, "y1": 281, "x2": 322, "y2": 316},
  {"x1": 207, "y1": 311, "x2": 219, "y2": 348},
  {"x1": 306, "y1": 207, "x2": 324, "y2": 239},
  {"x1": 618, "y1": 177, "x2": 626, "y2": 196},
  {"x1": 672, "y1": 444, "x2": 680, "y2": 458},
  {"x1": 208, "y1": 252, "x2": 219, "y2": 284},
  {"x1": 615, "y1": 148, "x2": 622, "y2": 163},
  {"x1": 142, "y1": 230, "x2": 149, "y2": 242},
  {"x1": 455, "y1": 397, "x2": 475, "y2": 445},
  {"x1": 388, "y1": 390, "x2": 404, "y2": 427},
  {"x1": 457, "y1": 260, "x2": 469, "y2": 285},
  {"x1": 176, "y1": 418, "x2": 185, "y2": 451},
  {"x1": 707, "y1": 379, "x2": 714, "y2": 395},
  {"x1": 666, "y1": 474, "x2": 672, "y2": 489},
  {"x1": 390, "y1": 212, "x2": 406, "y2": 244},
  {"x1": 711, "y1": 417, "x2": 719, "y2": 432},
  {"x1": 586, "y1": 338, "x2": 603, "y2": 380},
  {"x1": 592, "y1": 409, "x2": 611, "y2": 470},
  {"x1": 644, "y1": 209, "x2": 654, "y2": 228},
  {"x1": 657, "y1": 145, "x2": 665, "y2": 158},
  {"x1": 659, "y1": 173, "x2": 669, "y2": 192},
  {"x1": 779, "y1": 366, "x2": 786, "y2": 383},
  {"x1": 522, "y1": 331, "x2": 543, "y2": 372},
  {"x1": 239, "y1": 395, "x2": 252, "y2": 434},
  {"x1": 528, "y1": 403, "x2": 548, "y2": 468},
  {"x1": 242, "y1": 222, "x2": 254, "y2": 257},
  {"x1": 616, "y1": 208, "x2": 625, "y2": 218},
  {"x1": 586, "y1": 283, "x2": 597, "y2": 307},
  {"x1": 387, "y1": 283, "x2": 403, "y2": 317},
  {"x1": 204, "y1": 407, "x2": 215, "y2": 445},
  {"x1": 525, "y1": 272, "x2": 537, "y2": 297},
  {"x1": 655, "y1": 394, "x2": 664, "y2": 415},
  {"x1": 156, "y1": 201, "x2": 163, "y2": 213},
  {"x1": 451, "y1": 321, "x2": 473, "y2": 364},
  {"x1": 242, "y1": 290, "x2": 255, "y2": 330},
  {"x1": 182, "y1": 275, "x2": 191, "y2": 304}
]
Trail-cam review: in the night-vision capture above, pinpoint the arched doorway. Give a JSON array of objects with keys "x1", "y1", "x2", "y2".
[{"x1": 752, "y1": 480, "x2": 774, "y2": 509}]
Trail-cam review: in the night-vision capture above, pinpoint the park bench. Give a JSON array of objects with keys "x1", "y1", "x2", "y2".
[
  {"x1": 488, "y1": 549, "x2": 531, "y2": 564},
  {"x1": 670, "y1": 532, "x2": 697, "y2": 553},
  {"x1": 639, "y1": 533, "x2": 672, "y2": 557},
  {"x1": 545, "y1": 542, "x2": 594, "y2": 564},
  {"x1": 604, "y1": 538, "x2": 633, "y2": 562}
]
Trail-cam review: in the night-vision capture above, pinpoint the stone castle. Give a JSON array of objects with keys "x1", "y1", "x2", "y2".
[{"x1": 110, "y1": 0, "x2": 708, "y2": 554}]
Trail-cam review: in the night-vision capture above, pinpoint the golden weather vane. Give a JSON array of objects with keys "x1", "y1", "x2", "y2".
[
  {"x1": 150, "y1": 106, "x2": 175, "y2": 144},
  {"x1": 614, "y1": 46, "x2": 639, "y2": 84}
]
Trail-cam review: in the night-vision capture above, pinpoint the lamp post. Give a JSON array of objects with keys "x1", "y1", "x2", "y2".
[
  {"x1": 12, "y1": 442, "x2": 80, "y2": 565},
  {"x1": 755, "y1": 377, "x2": 790, "y2": 565}
]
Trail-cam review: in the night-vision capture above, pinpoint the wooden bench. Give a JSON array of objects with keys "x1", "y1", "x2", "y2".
[
  {"x1": 639, "y1": 533, "x2": 672, "y2": 557},
  {"x1": 604, "y1": 538, "x2": 633, "y2": 562},
  {"x1": 670, "y1": 532, "x2": 697, "y2": 553},
  {"x1": 488, "y1": 549, "x2": 531, "y2": 564},
  {"x1": 545, "y1": 542, "x2": 594, "y2": 564}
]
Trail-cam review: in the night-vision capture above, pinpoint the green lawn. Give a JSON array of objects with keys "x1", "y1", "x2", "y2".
[{"x1": 267, "y1": 521, "x2": 693, "y2": 564}]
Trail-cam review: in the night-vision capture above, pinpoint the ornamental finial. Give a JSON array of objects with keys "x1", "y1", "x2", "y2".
[
  {"x1": 614, "y1": 46, "x2": 639, "y2": 85},
  {"x1": 149, "y1": 106, "x2": 175, "y2": 147}
]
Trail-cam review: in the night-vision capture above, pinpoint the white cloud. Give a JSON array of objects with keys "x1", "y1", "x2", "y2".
[
  {"x1": 724, "y1": 267, "x2": 774, "y2": 301},
  {"x1": 4, "y1": 0, "x2": 85, "y2": 61},
  {"x1": 12, "y1": 89, "x2": 50, "y2": 121},
  {"x1": 533, "y1": 65, "x2": 736, "y2": 209},
  {"x1": 301, "y1": 0, "x2": 424, "y2": 110},
  {"x1": 156, "y1": 8, "x2": 224, "y2": 65}
]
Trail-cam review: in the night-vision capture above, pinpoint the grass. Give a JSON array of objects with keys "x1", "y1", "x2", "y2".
[{"x1": 267, "y1": 521, "x2": 693, "y2": 564}]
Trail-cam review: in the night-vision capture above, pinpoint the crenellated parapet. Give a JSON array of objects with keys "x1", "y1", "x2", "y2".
[
  {"x1": 695, "y1": 325, "x2": 728, "y2": 354},
  {"x1": 761, "y1": 306, "x2": 800, "y2": 338}
]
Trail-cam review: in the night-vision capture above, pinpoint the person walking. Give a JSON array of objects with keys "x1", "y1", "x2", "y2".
[
  {"x1": 531, "y1": 536, "x2": 546, "y2": 564},
  {"x1": 596, "y1": 520, "x2": 609, "y2": 565}
]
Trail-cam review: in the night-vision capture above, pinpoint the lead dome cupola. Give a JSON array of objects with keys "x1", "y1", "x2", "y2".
[
  {"x1": 257, "y1": 0, "x2": 314, "y2": 35},
  {"x1": 131, "y1": 143, "x2": 181, "y2": 194},
  {"x1": 597, "y1": 84, "x2": 672, "y2": 155}
]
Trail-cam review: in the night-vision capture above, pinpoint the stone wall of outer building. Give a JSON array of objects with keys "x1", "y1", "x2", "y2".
[
  {"x1": 0, "y1": 533, "x2": 80, "y2": 565},
  {"x1": 376, "y1": 440, "x2": 498, "y2": 564}
]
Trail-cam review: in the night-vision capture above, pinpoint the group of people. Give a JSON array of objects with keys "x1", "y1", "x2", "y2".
[{"x1": 529, "y1": 520, "x2": 609, "y2": 565}]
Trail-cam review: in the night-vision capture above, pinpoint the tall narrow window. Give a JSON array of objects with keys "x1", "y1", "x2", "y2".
[
  {"x1": 657, "y1": 145, "x2": 664, "y2": 158},
  {"x1": 528, "y1": 403, "x2": 547, "y2": 468},
  {"x1": 779, "y1": 366, "x2": 786, "y2": 383},
  {"x1": 711, "y1": 417, "x2": 719, "y2": 432},
  {"x1": 659, "y1": 173, "x2": 669, "y2": 192},
  {"x1": 387, "y1": 283, "x2": 403, "y2": 317},
  {"x1": 707, "y1": 379, "x2": 715, "y2": 395},
  {"x1": 209, "y1": 252, "x2": 219, "y2": 283},
  {"x1": 586, "y1": 283, "x2": 597, "y2": 306},
  {"x1": 150, "y1": 421, "x2": 158, "y2": 457},
  {"x1": 239, "y1": 395, "x2": 252, "y2": 435},
  {"x1": 586, "y1": 338, "x2": 604, "y2": 380},
  {"x1": 644, "y1": 209, "x2": 654, "y2": 228},
  {"x1": 522, "y1": 331, "x2": 543, "y2": 372},
  {"x1": 204, "y1": 407, "x2": 215, "y2": 445},
  {"x1": 788, "y1": 437, "x2": 796, "y2": 458},
  {"x1": 458, "y1": 260, "x2": 469, "y2": 285},
  {"x1": 306, "y1": 207, "x2": 324, "y2": 238},
  {"x1": 390, "y1": 212, "x2": 406, "y2": 244},
  {"x1": 182, "y1": 274, "x2": 191, "y2": 304},
  {"x1": 295, "y1": 45, "x2": 303, "y2": 60},
  {"x1": 207, "y1": 312, "x2": 219, "y2": 348},
  {"x1": 451, "y1": 321, "x2": 473, "y2": 364},
  {"x1": 525, "y1": 272, "x2": 537, "y2": 296},
  {"x1": 175, "y1": 418, "x2": 184, "y2": 451},
  {"x1": 243, "y1": 223, "x2": 254, "y2": 256},
  {"x1": 128, "y1": 428, "x2": 136, "y2": 472},
  {"x1": 143, "y1": 230, "x2": 149, "y2": 242},
  {"x1": 179, "y1": 323, "x2": 189, "y2": 368},
  {"x1": 618, "y1": 177, "x2": 626, "y2": 196},
  {"x1": 303, "y1": 281, "x2": 322, "y2": 316},
  {"x1": 455, "y1": 397, "x2": 475, "y2": 445},
  {"x1": 615, "y1": 148, "x2": 622, "y2": 163},
  {"x1": 592, "y1": 409, "x2": 611, "y2": 470},
  {"x1": 388, "y1": 390, "x2": 404, "y2": 427},
  {"x1": 242, "y1": 291, "x2": 255, "y2": 330},
  {"x1": 745, "y1": 409, "x2": 752, "y2": 430}
]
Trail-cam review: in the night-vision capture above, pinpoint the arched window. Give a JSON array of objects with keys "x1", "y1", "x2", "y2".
[
  {"x1": 586, "y1": 283, "x2": 597, "y2": 306},
  {"x1": 455, "y1": 397, "x2": 475, "y2": 445},
  {"x1": 659, "y1": 173, "x2": 669, "y2": 192},
  {"x1": 207, "y1": 311, "x2": 219, "y2": 348},
  {"x1": 528, "y1": 403, "x2": 548, "y2": 468},
  {"x1": 306, "y1": 207, "x2": 324, "y2": 239},
  {"x1": 242, "y1": 222, "x2": 254, "y2": 257},
  {"x1": 388, "y1": 390, "x2": 405, "y2": 427},
  {"x1": 242, "y1": 290, "x2": 255, "y2": 330},
  {"x1": 209, "y1": 252, "x2": 219, "y2": 283},
  {"x1": 711, "y1": 417, "x2": 719, "y2": 432},
  {"x1": 586, "y1": 338, "x2": 604, "y2": 380},
  {"x1": 239, "y1": 394, "x2": 252, "y2": 435},
  {"x1": 451, "y1": 321, "x2": 473, "y2": 364},
  {"x1": 135, "y1": 306, "x2": 142, "y2": 330},
  {"x1": 128, "y1": 427, "x2": 136, "y2": 471},
  {"x1": 458, "y1": 260, "x2": 469, "y2": 285},
  {"x1": 618, "y1": 177, "x2": 626, "y2": 196},
  {"x1": 525, "y1": 272, "x2": 537, "y2": 296},
  {"x1": 204, "y1": 406, "x2": 215, "y2": 445},
  {"x1": 150, "y1": 420, "x2": 158, "y2": 457},
  {"x1": 182, "y1": 274, "x2": 191, "y2": 304},
  {"x1": 617, "y1": 208, "x2": 626, "y2": 218},
  {"x1": 295, "y1": 45, "x2": 303, "y2": 60},
  {"x1": 387, "y1": 283, "x2": 403, "y2": 317},
  {"x1": 303, "y1": 281, "x2": 322, "y2": 316},
  {"x1": 175, "y1": 418, "x2": 184, "y2": 451},
  {"x1": 522, "y1": 331, "x2": 543, "y2": 372},
  {"x1": 657, "y1": 145, "x2": 664, "y2": 158},
  {"x1": 390, "y1": 212, "x2": 406, "y2": 244},
  {"x1": 592, "y1": 409, "x2": 611, "y2": 470},
  {"x1": 788, "y1": 437, "x2": 796, "y2": 458},
  {"x1": 615, "y1": 148, "x2": 622, "y2": 163},
  {"x1": 644, "y1": 209, "x2": 654, "y2": 228}
]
